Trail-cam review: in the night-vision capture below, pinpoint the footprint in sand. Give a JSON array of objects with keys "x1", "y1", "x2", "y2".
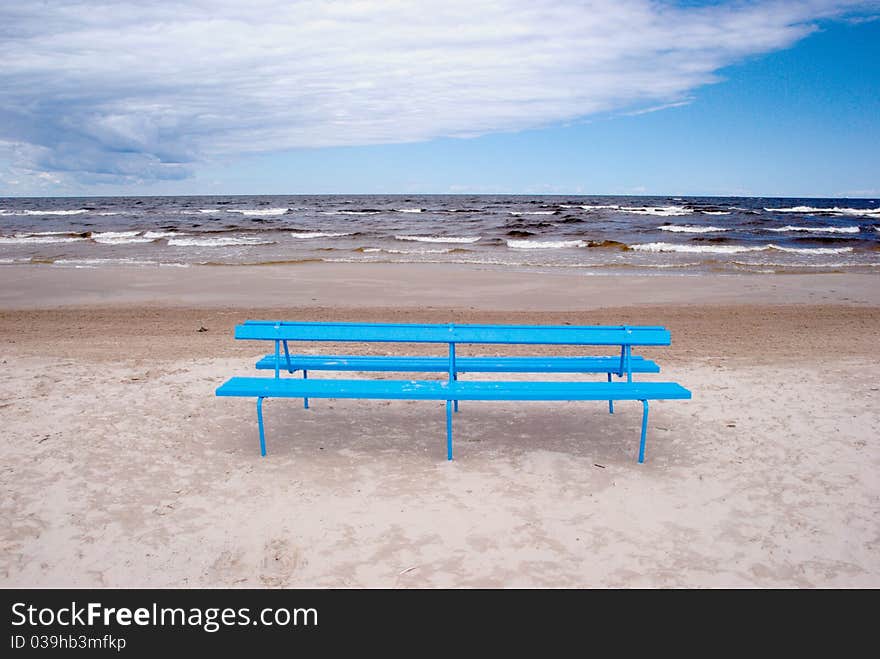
[{"x1": 259, "y1": 538, "x2": 301, "y2": 586}]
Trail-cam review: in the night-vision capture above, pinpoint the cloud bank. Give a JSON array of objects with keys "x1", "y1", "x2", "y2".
[{"x1": 0, "y1": 0, "x2": 873, "y2": 186}]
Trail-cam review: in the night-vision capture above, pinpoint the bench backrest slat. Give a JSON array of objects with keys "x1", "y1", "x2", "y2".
[{"x1": 236, "y1": 321, "x2": 670, "y2": 346}]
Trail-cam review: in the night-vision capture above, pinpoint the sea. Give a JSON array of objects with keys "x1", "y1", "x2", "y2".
[{"x1": 1, "y1": 195, "x2": 878, "y2": 274}]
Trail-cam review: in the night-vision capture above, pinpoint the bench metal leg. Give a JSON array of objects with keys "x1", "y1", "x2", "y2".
[
  {"x1": 607, "y1": 372, "x2": 614, "y2": 414},
  {"x1": 303, "y1": 369, "x2": 309, "y2": 409},
  {"x1": 638, "y1": 400, "x2": 649, "y2": 464},
  {"x1": 446, "y1": 400, "x2": 453, "y2": 461},
  {"x1": 257, "y1": 396, "x2": 267, "y2": 457},
  {"x1": 453, "y1": 372, "x2": 459, "y2": 413}
]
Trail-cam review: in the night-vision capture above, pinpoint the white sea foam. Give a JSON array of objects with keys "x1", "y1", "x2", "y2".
[
  {"x1": 631, "y1": 242, "x2": 765, "y2": 254},
  {"x1": 769, "y1": 245, "x2": 853, "y2": 255},
  {"x1": 700, "y1": 211, "x2": 732, "y2": 215},
  {"x1": 180, "y1": 209, "x2": 221, "y2": 215},
  {"x1": 0, "y1": 234, "x2": 88, "y2": 244},
  {"x1": 765, "y1": 225, "x2": 860, "y2": 233},
  {"x1": 394, "y1": 235, "x2": 481, "y2": 243},
  {"x1": 394, "y1": 208, "x2": 423, "y2": 213},
  {"x1": 508, "y1": 211, "x2": 555, "y2": 215},
  {"x1": 364, "y1": 247, "x2": 453, "y2": 254},
  {"x1": 0, "y1": 208, "x2": 90, "y2": 216},
  {"x1": 143, "y1": 230, "x2": 183, "y2": 239},
  {"x1": 291, "y1": 232, "x2": 353, "y2": 238},
  {"x1": 579, "y1": 204, "x2": 621, "y2": 211},
  {"x1": 91, "y1": 230, "x2": 154, "y2": 244},
  {"x1": 52, "y1": 258, "x2": 179, "y2": 268},
  {"x1": 507, "y1": 239, "x2": 586, "y2": 249},
  {"x1": 321, "y1": 210, "x2": 380, "y2": 215},
  {"x1": 225, "y1": 208, "x2": 289, "y2": 216},
  {"x1": 631, "y1": 242, "x2": 855, "y2": 255},
  {"x1": 168, "y1": 236, "x2": 276, "y2": 247},
  {"x1": 659, "y1": 225, "x2": 729, "y2": 233},
  {"x1": 618, "y1": 206, "x2": 693, "y2": 216},
  {"x1": 765, "y1": 206, "x2": 880, "y2": 217},
  {"x1": 732, "y1": 260, "x2": 869, "y2": 268}
]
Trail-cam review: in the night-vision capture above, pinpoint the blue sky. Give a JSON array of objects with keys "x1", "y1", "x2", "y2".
[{"x1": 1, "y1": 1, "x2": 878, "y2": 198}]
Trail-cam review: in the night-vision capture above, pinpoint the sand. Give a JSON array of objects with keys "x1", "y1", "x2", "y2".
[{"x1": 1, "y1": 265, "x2": 878, "y2": 587}]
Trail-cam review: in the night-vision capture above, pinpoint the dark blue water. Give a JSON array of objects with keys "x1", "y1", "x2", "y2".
[{"x1": 1, "y1": 195, "x2": 878, "y2": 273}]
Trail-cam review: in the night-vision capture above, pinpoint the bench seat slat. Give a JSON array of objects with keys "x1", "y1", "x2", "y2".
[
  {"x1": 216, "y1": 377, "x2": 691, "y2": 401},
  {"x1": 255, "y1": 354, "x2": 660, "y2": 374}
]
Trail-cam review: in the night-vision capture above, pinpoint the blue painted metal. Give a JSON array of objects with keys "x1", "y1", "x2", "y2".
[
  {"x1": 255, "y1": 354, "x2": 660, "y2": 374},
  {"x1": 449, "y1": 342, "x2": 459, "y2": 413},
  {"x1": 217, "y1": 320, "x2": 690, "y2": 463},
  {"x1": 303, "y1": 369, "x2": 309, "y2": 409},
  {"x1": 639, "y1": 400, "x2": 649, "y2": 464},
  {"x1": 256, "y1": 396, "x2": 266, "y2": 457},
  {"x1": 282, "y1": 340, "x2": 294, "y2": 373},
  {"x1": 607, "y1": 372, "x2": 614, "y2": 414},
  {"x1": 446, "y1": 400, "x2": 453, "y2": 460},
  {"x1": 237, "y1": 321, "x2": 671, "y2": 346},
  {"x1": 217, "y1": 377, "x2": 691, "y2": 401}
]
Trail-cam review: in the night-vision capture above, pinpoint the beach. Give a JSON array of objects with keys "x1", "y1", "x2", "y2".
[{"x1": 1, "y1": 263, "x2": 878, "y2": 587}]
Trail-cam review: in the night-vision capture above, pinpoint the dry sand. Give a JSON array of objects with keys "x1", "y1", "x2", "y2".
[{"x1": 1, "y1": 265, "x2": 878, "y2": 587}]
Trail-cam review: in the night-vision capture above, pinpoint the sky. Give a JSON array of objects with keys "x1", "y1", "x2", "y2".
[{"x1": 0, "y1": 0, "x2": 878, "y2": 198}]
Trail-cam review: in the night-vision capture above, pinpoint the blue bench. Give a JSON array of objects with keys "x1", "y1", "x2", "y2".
[{"x1": 215, "y1": 321, "x2": 691, "y2": 463}]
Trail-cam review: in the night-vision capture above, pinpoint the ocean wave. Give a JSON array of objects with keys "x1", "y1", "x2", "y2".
[
  {"x1": 91, "y1": 230, "x2": 155, "y2": 244},
  {"x1": 225, "y1": 208, "x2": 289, "y2": 216},
  {"x1": 507, "y1": 239, "x2": 585, "y2": 249},
  {"x1": 631, "y1": 242, "x2": 855, "y2": 255},
  {"x1": 363, "y1": 247, "x2": 454, "y2": 254},
  {"x1": 51, "y1": 258, "x2": 189, "y2": 268},
  {"x1": 394, "y1": 208, "x2": 423, "y2": 213},
  {"x1": 291, "y1": 232, "x2": 353, "y2": 238},
  {"x1": 0, "y1": 234, "x2": 89, "y2": 244},
  {"x1": 765, "y1": 225, "x2": 860, "y2": 233},
  {"x1": 765, "y1": 206, "x2": 880, "y2": 217},
  {"x1": 394, "y1": 235, "x2": 481, "y2": 243},
  {"x1": 631, "y1": 242, "x2": 759, "y2": 254},
  {"x1": 13, "y1": 230, "x2": 86, "y2": 237},
  {"x1": 168, "y1": 236, "x2": 276, "y2": 247},
  {"x1": 769, "y1": 245, "x2": 853, "y2": 255},
  {"x1": 0, "y1": 208, "x2": 90, "y2": 216},
  {"x1": 618, "y1": 206, "x2": 693, "y2": 216},
  {"x1": 732, "y1": 260, "x2": 872, "y2": 268},
  {"x1": 579, "y1": 204, "x2": 622, "y2": 211},
  {"x1": 659, "y1": 225, "x2": 729, "y2": 233},
  {"x1": 587, "y1": 240, "x2": 630, "y2": 250},
  {"x1": 700, "y1": 211, "x2": 732, "y2": 215},
  {"x1": 508, "y1": 211, "x2": 556, "y2": 216},
  {"x1": 143, "y1": 230, "x2": 183, "y2": 239},
  {"x1": 320, "y1": 210, "x2": 381, "y2": 215}
]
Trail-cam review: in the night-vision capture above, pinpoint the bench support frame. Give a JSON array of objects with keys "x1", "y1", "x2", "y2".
[
  {"x1": 222, "y1": 321, "x2": 686, "y2": 464},
  {"x1": 257, "y1": 396, "x2": 267, "y2": 457},
  {"x1": 252, "y1": 396, "x2": 654, "y2": 463},
  {"x1": 639, "y1": 400, "x2": 649, "y2": 464}
]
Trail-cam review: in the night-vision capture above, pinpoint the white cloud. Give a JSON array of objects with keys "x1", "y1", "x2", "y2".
[{"x1": 0, "y1": 0, "x2": 873, "y2": 184}]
